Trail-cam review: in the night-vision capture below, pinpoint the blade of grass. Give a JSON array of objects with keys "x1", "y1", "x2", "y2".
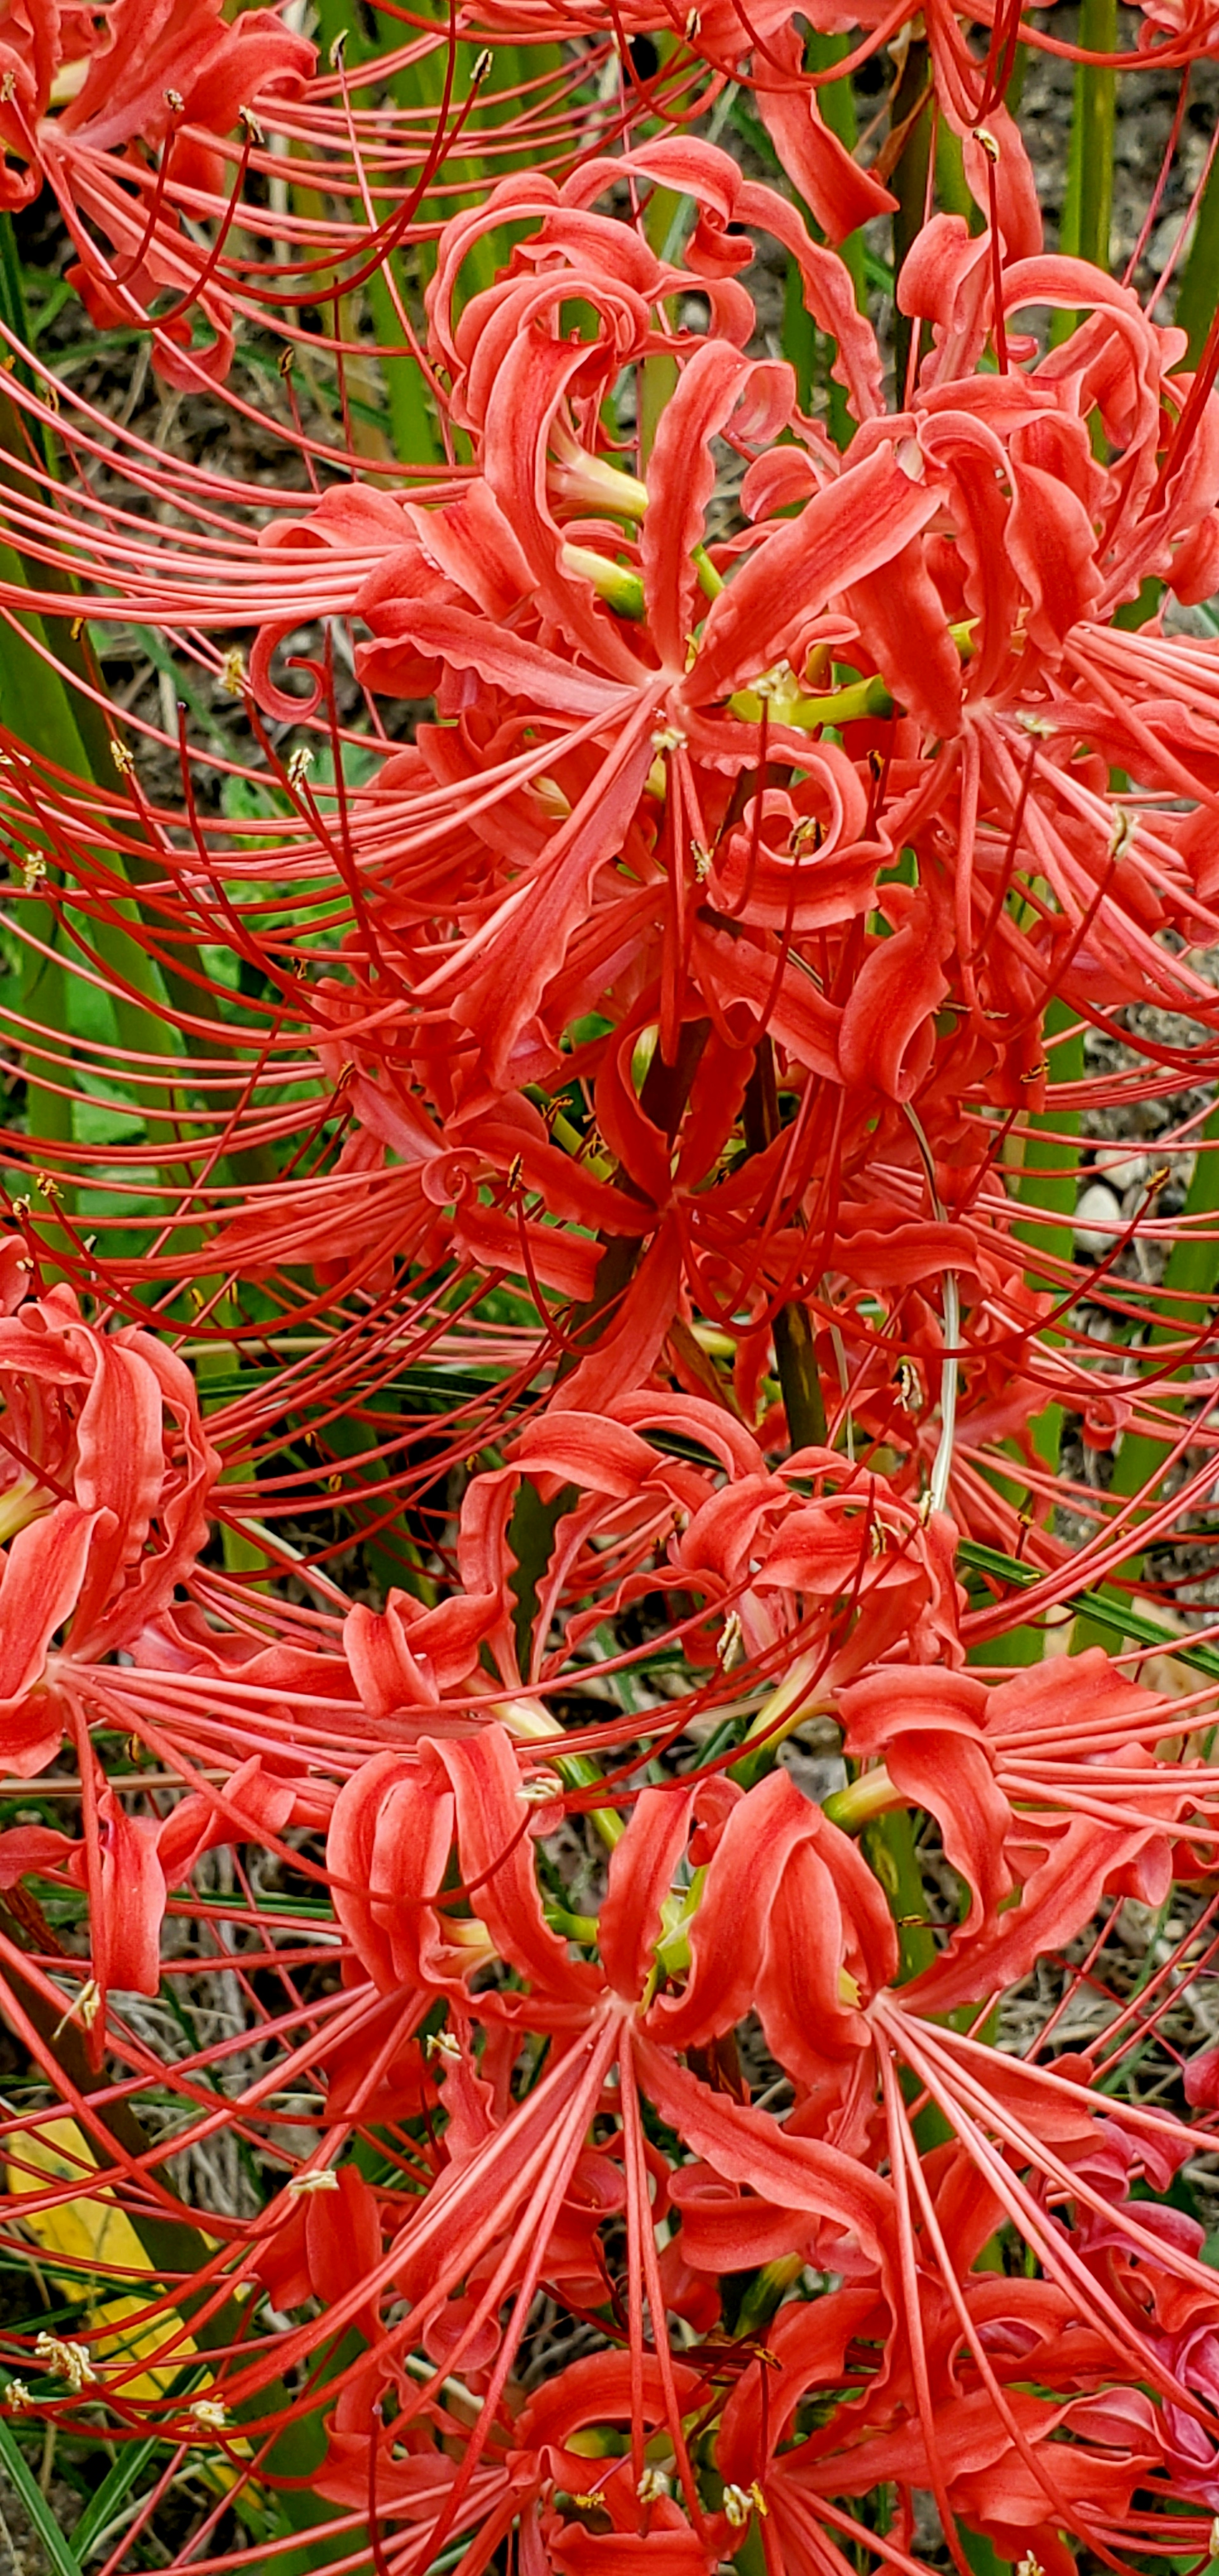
[
  {"x1": 0, "y1": 2414, "x2": 86, "y2": 2576},
  {"x1": 60, "y1": 2436, "x2": 161, "y2": 2563}
]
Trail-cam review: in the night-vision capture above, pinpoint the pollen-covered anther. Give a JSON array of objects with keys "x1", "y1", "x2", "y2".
[
  {"x1": 287, "y1": 745, "x2": 314, "y2": 789},
  {"x1": 692, "y1": 842, "x2": 713, "y2": 881},
  {"x1": 637, "y1": 2467, "x2": 672, "y2": 2503},
  {"x1": 723, "y1": 2486, "x2": 753, "y2": 2529},
  {"x1": 651, "y1": 724, "x2": 687, "y2": 754},
  {"x1": 237, "y1": 104, "x2": 264, "y2": 143},
  {"x1": 717, "y1": 1608, "x2": 744, "y2": 1669},
  {"x1": 110, "y1": 739, "x2": 136, "y2": 776},
  {"x1": 287, "y1": 2169, "x2": 340, "y2": 2194},
  {"x1": 4, "y1": 2380, "x2": 30, "y2": 2410},
  {"x1": 52, "y1": 1977, "x2": 99, "y2": 2038},
  {"x1": 164, "y1": 86, "x2": 184, "y2": 111},
  {"x1": 188, "y1": 2397, "x2": 228, "y2": 2432},
  {"x1": 221, "y1": 649, "x2": 249, "y2": 698},
  {"x1": 519, "y1": 1770, "x2": 562, "y2": 1805},
  {"x1": 35, "y1": 2333, "x2": 96, "y2": 2392},
  {"x1": 425, "y1": 2029, "x2": 462, "y2": 2061},
  {"x1": 750, "y1": 660, "x2": 791, "y2": 701},
  {"x1": 896, "y1": 1359, "x2": 921, "y2": 1413}
]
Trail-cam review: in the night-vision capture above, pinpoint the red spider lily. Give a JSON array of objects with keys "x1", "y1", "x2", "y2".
[
  {"x1": 0, "y1": 0, "x2": 314, "y2": 382},
  {"x1": 0, "y1": 1250, "x2": 218, "y2": 1777},
  {"x1": 831, "y1": 1647, "x2": 1219, "y2": 1918},
  {"x1": 7, "y1": 18, "x2": 1219, "y2": 2576},
  {"x1": 0, "y1": 1752, "x2": 304, "y2": 2001}
]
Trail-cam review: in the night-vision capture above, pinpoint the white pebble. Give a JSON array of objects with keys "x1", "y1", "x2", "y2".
[
  {"x1": 1093, "y1": 1145, "x2": 1147, "y2": 1193},
  {"x1": 1074, "y1": 1181, "x2": 1123, "y2": 1257}
]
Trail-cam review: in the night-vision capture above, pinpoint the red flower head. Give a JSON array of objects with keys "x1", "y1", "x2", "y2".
[{"x1": 0, "y1": 1258, "x2": 219, "y2": 1776}]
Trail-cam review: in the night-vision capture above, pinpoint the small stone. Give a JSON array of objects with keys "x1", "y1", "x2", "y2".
[
  {"x1": 1074, "y1": 1181, "x2": 1123, "y2": 1257},
  {"x1": 1094, "y1": 1145, "x2": 1147, "y2": 1193},
  {"x1": 1148, "y1": 211, "x2": 1193, "y2": 275}
]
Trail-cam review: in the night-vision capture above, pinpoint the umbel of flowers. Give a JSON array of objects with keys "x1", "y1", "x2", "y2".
[{"x1": 3, "y1": 3, "x2": 1219, "y2": 2573}]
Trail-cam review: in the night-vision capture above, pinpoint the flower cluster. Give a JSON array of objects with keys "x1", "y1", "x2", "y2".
[{"x1": 3, "y1": 2, "x2": 1219, "y2": 2573}]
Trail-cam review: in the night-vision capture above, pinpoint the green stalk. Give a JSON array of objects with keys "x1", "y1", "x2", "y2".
[
  {"x1": 783, "y1": 34, "x2": 867, "y2": 445},
  {"x1": 1073, "y1": 1109, "x2": 1219, "y2": 1626},
  {"x1": 1175, "y1": 145, "x2": 1219, "y2": 366},
  {"x1": 743, "y1": 1038, "x2": 826, "y2": 1450},
  {"x1": 1014, "y1": 998, "x2": 1082, "y2": 1478},
  {"x1": 889, "y1": 37, "x2": 932, "y2": 401},
  {"x1": 1050, "y1": 0, "x2": 1116, "y2": 345},
  {"x1": 639, "y1": 182, "x2": 682, "y2": 466}
]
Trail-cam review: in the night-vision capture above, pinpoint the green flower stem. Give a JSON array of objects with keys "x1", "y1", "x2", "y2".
[
  {"x1": 1175, "y1": 141, "x2": 1219, "y2": 368},
  {"x1": 1050, "y1": 0, "x2": 1116, "y2": 346},
  {"x1": 889, "y1": 37, "x2": 933, "y2": 401},
  {"x1": 1013, "y1": 997, "x2": 1082, "y2": 1476},
  {"x1": 743, "y1": 1036, "x2": 826, "y2": 1453}
]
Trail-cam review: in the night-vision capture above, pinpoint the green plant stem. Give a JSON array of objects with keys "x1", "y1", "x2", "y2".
[
  {"x1": 1013, "y1": 997, "x2": 1082, "y2": 1477},
  {"x1": 1050, "y1": 0, "x2": 1116, "y2": 344},
  {"x1": 743, "y1": 1038, "x2": 825, "y2": 1450},
  {"x1": 1175, "y1": 141, "x2": 1219, "y2": 366},
  {"x1": 889, "y1": 38, "x2": 932, "y2": 401}
]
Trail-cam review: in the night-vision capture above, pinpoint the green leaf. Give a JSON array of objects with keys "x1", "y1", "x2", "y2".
[
  {"x1": 69, "y1": 2436, "x2": 161, "y2": 2563},
  {"x1": 0, "y1": 2413, "x2": 85, "y2": 2576}
]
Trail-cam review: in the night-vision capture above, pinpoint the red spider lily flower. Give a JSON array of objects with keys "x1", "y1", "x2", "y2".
[
  {"x1": 55, "y1": 0, "x2": 314, "y2": 188},
  {"x1": 304, "y1": 2351, "x2": 719, "y2": 2576},
  {"x1": 491, "y1": 1391, "x2": 964, "y2": 1698},
  {"x1": 831, "y1": 1647, "x2": 1219, "y2": 1923},
  {"x1": 716, "y1": 2276, "x2": 1168, "y2": 2576},
  {"x1": 0, "y1": 1752, "x2": 301, "y2": 2001},
  {"x1": 214, "y1": 156, "x2": 1219, "y2": 1450},
  {"x1": 0, "y1": 0, "x2": 313, "y2": 376},
  {"x1": 284, "y1": 1732, "x2": 898, "y2": 2487},
  {"x1": 144, "y1": 1714, "x2": 1219, "y2": 2566},
  {"x1": 0, "y1": 1258, "x2": 219, "y2": 1776}
]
